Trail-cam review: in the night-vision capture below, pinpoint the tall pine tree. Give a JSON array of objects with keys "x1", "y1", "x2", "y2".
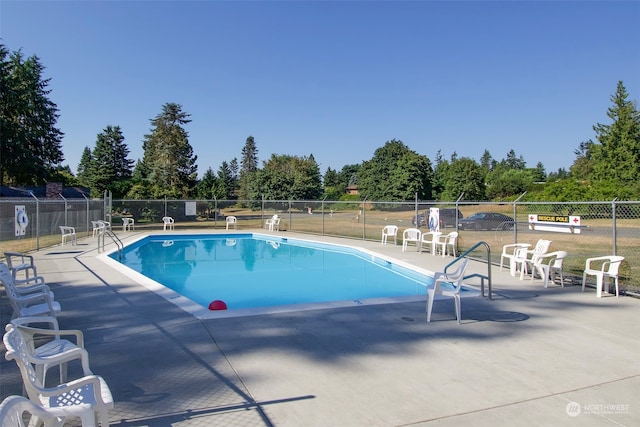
[{"x1": 141, "y1": 103, "x2": 198, "y2": 198}]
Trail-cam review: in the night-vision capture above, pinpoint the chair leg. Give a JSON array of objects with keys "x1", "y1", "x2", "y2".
[
  {"x1": 426, "y1": 290, "x2": 435, "y2": 322},
  {"x1": 614, "y1": 277, "x2": 619, "y2": 297},
  {"x1": 582, "y1": 273, "x2": 587, "y2": 292},
  {"x1": 454, "y1": 295, "x2": 461, "y2": 324}
]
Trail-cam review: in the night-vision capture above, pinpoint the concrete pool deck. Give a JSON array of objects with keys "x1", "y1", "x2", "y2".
[{"x1": 1, "y1": 229, "x2": 639, "y2": 426}]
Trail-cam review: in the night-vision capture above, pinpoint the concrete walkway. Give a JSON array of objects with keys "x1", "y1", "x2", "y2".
[{"x1": 1, "y1": 230, "x2": 639, "y2": 426}]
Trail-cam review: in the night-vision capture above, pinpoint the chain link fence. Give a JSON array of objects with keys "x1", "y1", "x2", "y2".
[{"x1": 1, "y1": 196, "x2": 638, "y2": 294}]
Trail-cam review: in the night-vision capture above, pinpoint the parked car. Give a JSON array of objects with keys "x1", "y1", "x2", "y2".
[
  {"x1": 457, "y1": 212, "x2": 514, "y2": 231},
  {"x1": 412, "y1": 208, "x2": 463, "y2": 228}
]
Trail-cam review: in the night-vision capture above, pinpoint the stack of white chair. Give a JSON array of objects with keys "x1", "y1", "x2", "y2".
[
  {"x1": 0, "y1": 263, "x2": 60, "y2": 319},
  {"x1": 1, "y1": 254, "x2": 114, "y2": 426}
]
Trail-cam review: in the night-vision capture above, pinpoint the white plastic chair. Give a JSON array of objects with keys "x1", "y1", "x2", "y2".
[
  {"x1": 435, "y1": 231, "x2": 458, "y2": 257},
  {"x1": 4, "y1": 325, "x2": 114, "y2": 427},
  {"x1": 402, "y1": 228, "x2": 421, "y2": 252},
  {"x1": 499, "y1": 243, "x2": 531, "y2": 271},
  {"x1": 381, "y1": 225, "x2": 398, "y2": 245},
  {"x1": 11, "y1": 316, "x2": 91, "y2": 386},
  {"x1": 59, "y1": 226, "x2": 76, "y2": 246},
  {"x1": 162, "y1": 216, "x2": 175, "y2": 231},
  {"x1": 420, "y1": 231, "x2": 441, "y2": 255},
  {"x1": 531, "y1": 251, "x2": 567, "y2": 288},
  {"x1": 4, "y1": 251, "x2": 38, "y2": 280},
  {"x1": 511, "y1": 239, "x2": 552, "y2": 279},
  {"x1": 0, "y1": 263, "x2": 60, "y2": 319},
  {"x1": 122, "y1": 217, "x2": 134, "y2": 231},
  {"x1": 0, "y1": 395, "x2": 64, "y2": 427},
  {"x1": 582, "y1": 255, "x2": 624, "y2": 297},
  {"x1": 426, "y1": 257, "x2": 474, "y2": 324},
  {"x1": 225, "y1": 216, "x2": 237, "y2": 230},
  {"x1": 265, "y1": 215, "x2": 280, "y2": 231},
  {"x1": 91, "y1": 221, "x2": 101, "y2": 237}
]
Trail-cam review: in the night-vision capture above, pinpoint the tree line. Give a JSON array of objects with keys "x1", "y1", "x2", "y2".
[{"x1": 2, "y1": 43, "x2": 639, "y2": 202}]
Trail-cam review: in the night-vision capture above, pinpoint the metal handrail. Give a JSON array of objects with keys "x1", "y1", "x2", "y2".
[
  {"x1": 98, "y1": 228, "x2": 124, "y2": 260},
  {"x1": 444, "y1": 241, "x2": 492, "y2": 300}
]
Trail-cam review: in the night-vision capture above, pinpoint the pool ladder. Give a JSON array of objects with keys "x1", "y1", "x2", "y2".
[
  {"x1": 444, "y1": 241, "x2": 492, "y2": 300},
  {"x1": 97, "y1": 228, "x2": 124, "y2": 260}
]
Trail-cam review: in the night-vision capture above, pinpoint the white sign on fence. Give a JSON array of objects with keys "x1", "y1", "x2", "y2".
[
  {"x1": 14, "y1": 205, "x2": 28, "y2": 237},
  {"x1": 528, "y1": 214, "x2": 581, "y2": 234}
]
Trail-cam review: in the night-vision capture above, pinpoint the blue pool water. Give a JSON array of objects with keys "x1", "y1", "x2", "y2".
[{"x1": 110, "y1": 234, "x2": 434, "y2": 312}]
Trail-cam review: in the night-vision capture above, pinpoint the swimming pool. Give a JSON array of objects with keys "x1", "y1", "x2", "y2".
[{"x1": 101, "y1": 233, "x2": 436, "y2": 318}]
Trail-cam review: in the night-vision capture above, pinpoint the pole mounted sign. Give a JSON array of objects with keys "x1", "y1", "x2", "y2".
[{"x1": 528, "y1": 214, "x2": 582, "y2": 234}]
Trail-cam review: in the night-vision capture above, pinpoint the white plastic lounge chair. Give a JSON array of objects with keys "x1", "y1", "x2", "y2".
[
  {"x1": 162, "y1": 216, "x2": 175, "y2": 231},
  {"x1": 4, "y1": 251, "x2": 38, "y2": 280},
  {"x1": 4, "y1": 324, "x2": 114, "y2": 427},
  {"x1": 499, "y1": 243, "x2": 531, "y2": 271},
  {"x1": 402, "y1": 228, "x2": 421, "y2": 252},
  {"x1": 582, "y1": 255, "x2": 624, "y2": 297},
  {"x1": 381, "y1": 225, "x2": 398, "y2": 245},
  {"x1": 0, "y1": 395, "x2": 63, "y2": 427},
  {"x1": 122, "y1": 217, "x2": 134, "y2": 231},
  {"x1": 11, "y1": 316, "x2": 91, "y2": 386},
  {"x1": 59, "y1": 226, "x2": 76, "y2": 246},
  {"x1": 531, "y1": 251, "x2": 567, "y2": 288},
  {"x1": 265, "y1": 215, "x2": 280, "y2": 231},
  {"x1": 225, "y1": 216, "x2": 237, "y2": 230},
  {"x1": 426, "y1": 257, "x2": 475, "y2": 324},
  {"x1": 0, "y1": 263, "x2": 60, "y2": 319}
]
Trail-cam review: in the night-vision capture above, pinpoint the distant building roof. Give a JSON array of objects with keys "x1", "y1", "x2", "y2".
[{"x1": 0, "y1": 185, "x2": 90, "y2": 199}]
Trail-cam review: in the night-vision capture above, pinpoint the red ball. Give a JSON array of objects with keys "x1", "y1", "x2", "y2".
[{"x1": 208, "y1": 300, "x2": 227, "y2": 310}]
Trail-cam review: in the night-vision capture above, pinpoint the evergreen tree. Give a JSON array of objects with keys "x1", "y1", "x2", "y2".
[
  {"x1": 141, "y1": 103, "x2": 197, "y2": 198},
  {"x1": 591, "y1": 81, "x2": 640, "y2": 183},
  {"x1": 196, "y1": 167, "x2": 217, "y2": 199},
  {"x1": 439, "y1": 157, "x2": 485, "y2": 201},
  {"x1": 252, "y1": 154, "x2": 322, "y2": 200},
  {"x1": 237, "y1": 136, "x2": 259, "y2": 202},
  {"x1": 76, "y1": 146, "x2": 94, "y2": 187},
  {"x1": 357, "y1": 139, "x2": 433, "y2": 201},
  {"x1": 90, "y1": 125, "x2": 133, "y2": 197},
  {"x1": 0, "y1": 45, "x2": 64, "y2": 185}
]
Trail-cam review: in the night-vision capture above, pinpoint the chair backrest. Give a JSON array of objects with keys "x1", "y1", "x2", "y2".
[
  {"x1": 551, "y1": 251, "x2": 568, "y2": 268},
  {"x1": 0, "y1": 395, "x2": 60, "y2": 427},
  {"x1": 0, "y1": 263, "x2": 21, "y2": 302},
  {"x1": 607, "y1": 256, "x2": 625, "y2": 275},
  {"x1": 533, "y1": 239, "x2": 552, "y2": 254},
  {"x1": 403, "y1": 228, "x2": 421, "y2": 239},
  {"x1": 446, "y1": 232, "x2": 458, "y2": 243},
  {"x1": 162, "y1": 216, "x2": 173, "y2": 224},
  {"x1": 226, "y1": 216, "x2": 237, "y2": 224},
  {"x1": 436, "y1": 257, "x2": 470, "y2": 293},
  {"x1": 3, "y1": 325, "x2": 46, "y2": 401},
  {"x1": 383, "y1": 225, "x2": 398, "y2": 235}
]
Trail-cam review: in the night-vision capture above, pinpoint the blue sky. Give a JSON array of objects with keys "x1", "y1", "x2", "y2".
[{"x1": 2, "y1": 1, "x2": 639, "y2": 178}]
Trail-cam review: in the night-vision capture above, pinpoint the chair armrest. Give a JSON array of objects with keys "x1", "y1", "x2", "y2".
[
  {"x1": 14, "y1": 282, "x2": 50, "y2": 296},
  {"x1": 13, "y1": 274, "x2": 47, "y2": 286},
  {"x1": 11, "y1": 316, "x2": 59, "y2": 330},
  {"x1": 40, "y1": 375, "x2": 111, "y2": 405},
  {"x1": 18, "y1": 325, "x2": 85, "y2": 348}
]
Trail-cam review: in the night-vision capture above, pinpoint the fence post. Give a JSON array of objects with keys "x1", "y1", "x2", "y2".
[
  {"x1": 322, "y1": 196, "x2": 327, "y2": 235},
  {"x1": 29, "y1": 191, "x2": 40, "y2": 250},
  {"x1": 59, "y1": 194, "x2": 68, "y2": 226},
  {"x1": 455, "y1": 193, "x2": 464, "y2": 231},
  {"x1": 362, "y1": 196, "x2": 368, "y2": 240},
  {"x1": 83, "y1": 194, "x2": 89, "y2": 237},
  {"x1": 513, "y1": 192, "x2": 527, "y2": 244},
  {"x1": 612, "y1": 198, "x2": 618, "y2": 255}
]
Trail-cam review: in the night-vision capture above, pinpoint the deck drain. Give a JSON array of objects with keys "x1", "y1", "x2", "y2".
[{"x1": 401, "y1": 316, "x2": 415, "y2": 322}]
